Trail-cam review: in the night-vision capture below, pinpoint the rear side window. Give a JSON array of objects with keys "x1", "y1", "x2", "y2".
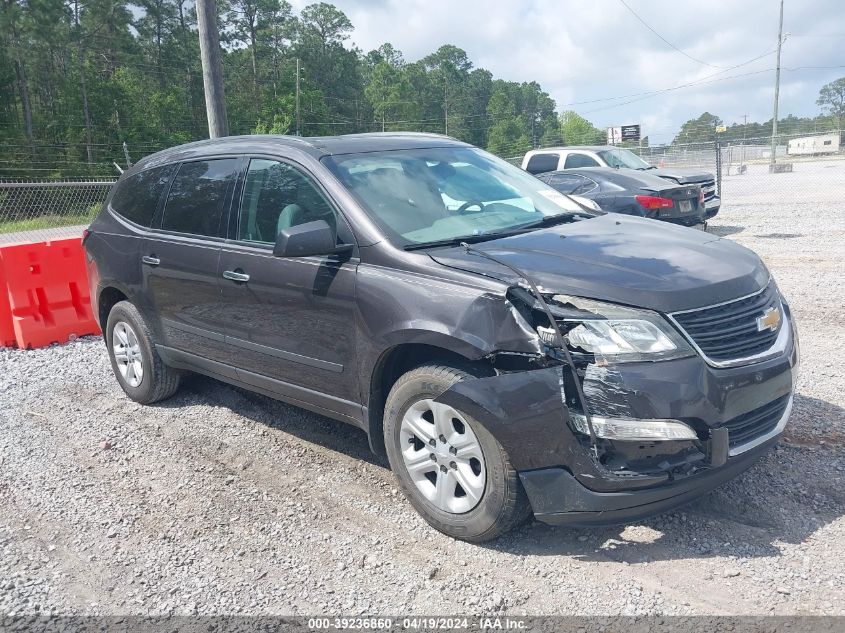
[
  {"x1": 110, "y1": 165, "x2": 175, "y2": 227},
  {"x1": 545, "y1": 173, "x2": 597, "y2": 195},
  {"x1": 161, "y1": 159, "x2": 239, "y2": 237},
  {"x1": 564, "y1": 153, "x2": 600, "y2": 168},
  {"x1": 525, "y1": 153, "x2": 560, "y2": 174}
]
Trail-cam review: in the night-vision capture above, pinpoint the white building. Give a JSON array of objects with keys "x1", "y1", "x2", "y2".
[{"x1": 787, "y1": 134, "x2": 840, "y2": 156}]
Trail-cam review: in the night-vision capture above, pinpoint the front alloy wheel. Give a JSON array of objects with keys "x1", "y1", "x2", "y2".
[
  {"x1": 384, "y1": 363, "x2": 531, "y2": 542},
  {"x1": 400, "y1": 399, "x2": 486, "y2": 514}
]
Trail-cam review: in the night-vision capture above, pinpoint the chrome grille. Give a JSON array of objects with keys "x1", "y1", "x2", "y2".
[
  {"x1": 670, "y1": 284, "x2": 782, "y2": 363},
  {"x1": 721, "y1": 394, "x2": 790, "y2": 449}
]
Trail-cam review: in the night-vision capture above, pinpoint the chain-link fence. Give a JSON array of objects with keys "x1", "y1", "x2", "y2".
[
  {"x1": 716, "y1": 140, "x2": 845, "y2": 210},
  {"x1": 509, "y1": 129, "x2": 844, "y2": 210},
  {"x1": 641, "y1": 131, "x2": 844, "y2": 208},
  {"x1": 2, "y1": 129, "x2": 843, "y2": 245},
  {"x1": 0, "y1": 179, "x2": 115, "y2": 244}
]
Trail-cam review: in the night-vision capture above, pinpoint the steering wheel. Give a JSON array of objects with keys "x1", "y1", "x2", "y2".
[{"x1": 457, "y1": 200, "x2": 485, "y2": 214}]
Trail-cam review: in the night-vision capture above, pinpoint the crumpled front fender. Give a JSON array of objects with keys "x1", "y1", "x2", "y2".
[
  {"x1": 434, "y1": 366, "x2": 576, "y2": 471},
  {"x1": 433, "y1": 365, "x2": 679, "y2": 493}
]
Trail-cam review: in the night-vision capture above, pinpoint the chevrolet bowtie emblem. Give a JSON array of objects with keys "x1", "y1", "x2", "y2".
[{"x1": 756, "y1": 306, "x2": 781, "y2": 332}]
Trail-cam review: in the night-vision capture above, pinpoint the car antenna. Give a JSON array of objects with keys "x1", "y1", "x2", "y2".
[{"x1": 459, "y1": 242, "x2": 599, "y2": 452}]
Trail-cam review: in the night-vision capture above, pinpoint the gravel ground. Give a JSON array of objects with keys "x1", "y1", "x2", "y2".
[{"x1": 1, "y1": 163, "x2": 844, "y2": 617}]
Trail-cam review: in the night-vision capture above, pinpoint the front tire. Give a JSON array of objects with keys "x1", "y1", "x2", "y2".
[
  {"x1": 106, "y1": 301, "x2": 181, "y2": 404},
  {"x1": 384, "y1": 364, "x2": 531, "y2": 542}
]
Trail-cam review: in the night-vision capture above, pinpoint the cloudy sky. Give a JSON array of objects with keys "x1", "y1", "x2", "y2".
[{"x1": 289, "y1": 0, "x2": 844, "y2": 143}]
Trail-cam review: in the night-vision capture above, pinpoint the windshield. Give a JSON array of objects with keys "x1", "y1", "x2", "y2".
[
  {"x1": 322, "y1": 147, "x2": 594, "y2": 248},
  {"x1": 597, "y1": 148, "x2": 652, "y2": 170}
]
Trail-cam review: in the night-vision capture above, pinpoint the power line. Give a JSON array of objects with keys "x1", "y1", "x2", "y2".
[
  {"x1": 581, "y1": 68, "x2": 774, "y2": 114},
  {"x1": 788, "y1": 33, "x2": 845, "y2": 38},
  {"x1": 5, "y1": 58, "x2": 838, "y2": 144},
  {"x1": 783, "y1": 65, "x2": 845, "y2": 70},
  {"x1": 580, "y1": 64, "x2": 845, "y2": 116},
  {"x1": 618, "y1": 0, "x2": 725, "y2": 69},
  {"x1": 559, "y1": 47, "x2": 778, "y2": 108}
]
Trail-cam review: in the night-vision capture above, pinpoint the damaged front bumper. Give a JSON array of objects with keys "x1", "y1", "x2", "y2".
[
  {"x1": 434, "y1": 309, "x2": 798, "y2": 526},
  {"x1": 518, "y1": 431, "x2": 780, "y2": 526}
]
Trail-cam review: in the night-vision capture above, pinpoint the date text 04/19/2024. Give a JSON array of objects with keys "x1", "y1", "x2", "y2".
[{"x1": 306, "y1": 617, "x2": 528, "y2": 630}]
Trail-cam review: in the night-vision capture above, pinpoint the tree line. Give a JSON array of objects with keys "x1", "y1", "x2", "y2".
[
  {"x1": 1, "y1": 0, "x2": 600, "y2": 176},
  {"x1": 1, "y1": 0, "x2": 842, "y2": 177},
  {"x1": 672, "y1": 105, "x2": 843, "y2": 146}
]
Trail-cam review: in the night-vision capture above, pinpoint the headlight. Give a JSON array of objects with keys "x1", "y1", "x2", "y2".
[
  {"x1": 537, "y1": 295, "x2": 693, "y2": 363},
  {"x1": 571, "y1": 414, "x2": 697, "y2": 441}
]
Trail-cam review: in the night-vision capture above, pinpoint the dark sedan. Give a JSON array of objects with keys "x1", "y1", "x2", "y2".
[
  {"x1": 536, "y1": 167, "x2": 707, "y2": 227},
  {"x1": 522, "y1": 146, "x2": 721, "y2": 218}
]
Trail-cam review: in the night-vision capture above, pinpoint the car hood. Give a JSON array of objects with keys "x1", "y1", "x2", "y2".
[
  {"x1": 645, "y1": 167, "x2": 714, "y2": 184},
  {"x1": 429, "y1": 214, "x2": 769, "y2": 313}
]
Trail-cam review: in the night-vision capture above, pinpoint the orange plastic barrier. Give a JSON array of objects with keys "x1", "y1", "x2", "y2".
[
  {"x1": 0, "y1": 237, "x2": 101, "y2": 349},
  {"x1": 0, "y1": 253, "x2": 14, "y2": 347}
]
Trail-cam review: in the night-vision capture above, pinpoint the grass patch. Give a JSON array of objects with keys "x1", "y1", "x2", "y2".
[
  {"x1": 0, "y1": 213, "x2": 93, "y2": 234},
  {"x1": 0, "y1": 204, "x2": 100, "y2": 234}
]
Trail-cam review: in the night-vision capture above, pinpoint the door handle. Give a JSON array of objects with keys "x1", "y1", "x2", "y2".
[
  {"x1": 222, "y1": 270, "x2": 250, "y2": 283},
  {"x1": 141, "y1": 255, "x2": 160, "y2": 266}
]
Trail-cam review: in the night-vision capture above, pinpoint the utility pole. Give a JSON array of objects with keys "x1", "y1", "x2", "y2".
[
  {"x1": 444, "y1": 78, "x2": 448, "y2": 136},
  {"x1": 122, "y1": 141, "x2": 132, "y2": 168},
  {"x1": 531, "y1": 112, "x2": 536, "y2": 149},
  {"x1": 770, "y1": 0, "x2": 784, "y2": 167},
  {"x1": 196, "y1": 0, "x2": 228, "y2": 138},
  {"x1": 741, "y1": 114, "x2": 747, "y2": 173},
  {"x1": 295, "y1": 58, "x2": 301, "y2": 136}
]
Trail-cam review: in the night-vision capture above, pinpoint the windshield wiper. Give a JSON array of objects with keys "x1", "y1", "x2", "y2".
[
  {"x1": 404, "y1": 211, "x2": 591, "y2": 251},
  {"x1": 403, "y1": 233, "x2": 505, "y2": 251},
  {"x1": 509, "y1": 211, "x2": 584, "y2": 232},
  {"x1": 404, "y1": 204, "x2": 602, "y2": 251}
]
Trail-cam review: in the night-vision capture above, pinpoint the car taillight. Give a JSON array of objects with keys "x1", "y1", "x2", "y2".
[{"x1": 635, "y1": 195, "x2": 674, "y2": 209}]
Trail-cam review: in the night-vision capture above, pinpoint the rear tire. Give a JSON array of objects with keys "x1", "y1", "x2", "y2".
[
  {"x1": 384, "y1": 363, "x2": 531, "y2": 542},
  {"x1": 106, "y1": 301, "x2": 181, "y2": 404}
]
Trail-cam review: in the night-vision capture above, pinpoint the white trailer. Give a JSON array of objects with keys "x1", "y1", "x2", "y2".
[{"x1": 787, "y1": 134, "x2": 840, "y2": 156}]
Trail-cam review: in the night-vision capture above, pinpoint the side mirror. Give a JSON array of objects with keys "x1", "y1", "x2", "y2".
[{"x1": 273, "y1": 219, "x2": 352, "y2": 258}]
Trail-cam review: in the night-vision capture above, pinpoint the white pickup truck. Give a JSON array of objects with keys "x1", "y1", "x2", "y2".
[{"x1": 522, "y1": 145, "x2": 721, "y2": 218}]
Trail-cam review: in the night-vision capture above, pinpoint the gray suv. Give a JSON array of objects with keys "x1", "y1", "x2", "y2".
[{"x1": 84, "y1": 133, "x2": 798, "y2": 542}]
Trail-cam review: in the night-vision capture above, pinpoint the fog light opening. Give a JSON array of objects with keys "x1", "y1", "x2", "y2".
[{"x1": 571, "y1": 414, "x2": 697, "y2": 442}]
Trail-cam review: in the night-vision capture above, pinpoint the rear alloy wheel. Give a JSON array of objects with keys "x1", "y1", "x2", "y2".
[
  {"x1": 112, "y1": 321, "x2": 144, "y2": 387},
  {"x1": 384, "y1": 364, "x2": 531, "y2": 542},
  {"x1": 106, "y1": 300, "x2": 181, "y2": 405}
]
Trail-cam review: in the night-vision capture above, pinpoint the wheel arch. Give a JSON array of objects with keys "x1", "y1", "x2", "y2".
[
  {"x1": 365, "y1": 340, "x2": 493, "y2": 457},
  {"x1": 97, "y1": 284, "x2": 131, "y2": 332}
]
